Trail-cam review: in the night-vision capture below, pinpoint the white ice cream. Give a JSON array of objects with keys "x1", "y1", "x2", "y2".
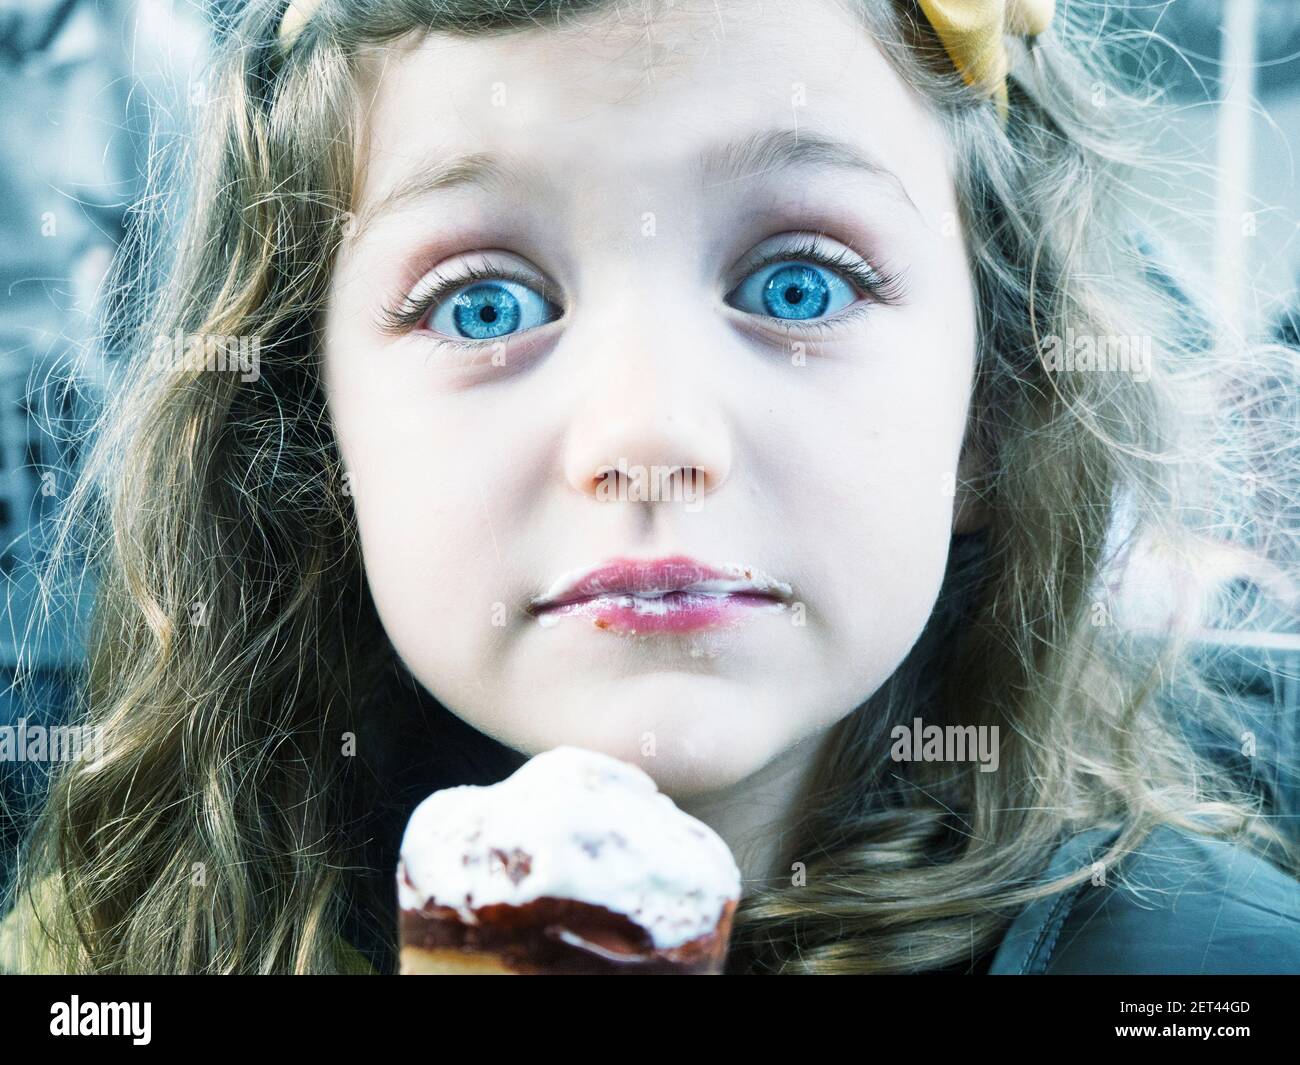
[{"x1": 397, "y1": 746, "x2": 742, "y2": 949}]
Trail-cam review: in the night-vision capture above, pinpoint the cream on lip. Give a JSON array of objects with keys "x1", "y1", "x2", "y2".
[
  {"x1": 531, "y1": 559, "x2": 794, "y2": 609},
  {"x1": 529, "y1": 556, "x2": 794, "y2": 634}
]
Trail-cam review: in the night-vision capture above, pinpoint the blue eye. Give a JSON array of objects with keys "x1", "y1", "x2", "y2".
[
  {"x1": 727, "y1": 260, "x2": 857, "y2": 321},
  {"x1": 428, "y1": 279, "x2": 556, "y2": 340}
]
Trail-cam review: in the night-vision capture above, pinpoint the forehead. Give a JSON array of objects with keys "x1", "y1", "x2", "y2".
[{"x1": 350, "y1": 0, "x2": 954, "y2": 227}]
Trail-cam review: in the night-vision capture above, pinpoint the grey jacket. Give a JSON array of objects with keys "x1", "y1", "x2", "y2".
[{"x1": 987, "y1": 824, "x2": 1300, "y2": 974}]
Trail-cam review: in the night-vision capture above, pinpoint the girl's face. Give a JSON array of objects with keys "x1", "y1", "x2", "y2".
[{"x1": 323, "y1": 0, "x2": 977, "y2": 798}]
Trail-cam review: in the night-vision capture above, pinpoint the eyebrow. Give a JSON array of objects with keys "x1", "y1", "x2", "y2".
[
  {"x1": 696, "y1": 127, "x2": 918, "y2": 213},
  {"x1": 352, "y1": 126, "x2": 919, "y2": 240}
]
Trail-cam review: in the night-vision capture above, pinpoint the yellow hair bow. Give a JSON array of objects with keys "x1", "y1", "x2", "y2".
[{"x1": 915, "y1": 0, "x2": 1055, "y2": 122}]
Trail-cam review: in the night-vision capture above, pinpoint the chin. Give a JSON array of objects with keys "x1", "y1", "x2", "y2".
[
  {"x1": 627, "y1": 746, "x2": 772, "y2": 801},
  {"x1": 489, "y1": 676, "x2": 788, "y2": 800}
]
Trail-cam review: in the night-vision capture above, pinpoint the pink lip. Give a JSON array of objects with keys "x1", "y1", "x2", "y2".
[{"x1": 529, "y1": 555, "x2": 793, "y2": 635}]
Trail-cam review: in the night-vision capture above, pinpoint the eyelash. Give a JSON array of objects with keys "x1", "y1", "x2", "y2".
[
  {"x1": 378, "y1": 261, "x2": 549, "y2": 336},
  {"x1": 736, "y1": 235, "x2": 908, "y2": 312},
  {"x1": 376, "y1": 235, "x2": 907, "y2": 353}
]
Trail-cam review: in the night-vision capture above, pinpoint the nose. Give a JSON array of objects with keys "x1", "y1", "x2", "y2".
[{"x1": 560, "y1": 298, "x2": 733, "y2": 508}]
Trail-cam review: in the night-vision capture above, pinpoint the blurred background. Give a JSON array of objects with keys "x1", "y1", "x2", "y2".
[{"x1": 0, "y1": 0, "x2": 1297, "y2": 888}]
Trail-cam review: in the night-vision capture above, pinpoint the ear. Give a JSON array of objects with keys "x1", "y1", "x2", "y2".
[{"x1": 951, "y1": 439, "x2": 992, "y2": 535}]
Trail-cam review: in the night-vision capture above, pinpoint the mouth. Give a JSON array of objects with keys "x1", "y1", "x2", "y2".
[{"x1": 527, "y1": 555, "x2": 794, "y2": 635}]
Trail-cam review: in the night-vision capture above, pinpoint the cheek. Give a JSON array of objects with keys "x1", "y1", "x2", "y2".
[
  {"x1": 325, "y1": 357, "x2": 536, "y2": 674},
  {"x1": 766, "y1": 311, "x2": 973, "y2": 662}
]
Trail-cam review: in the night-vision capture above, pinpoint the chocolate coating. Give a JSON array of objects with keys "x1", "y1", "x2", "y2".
[{"x1": 400, "y1": 895, "x2": 736, "y2": 975}]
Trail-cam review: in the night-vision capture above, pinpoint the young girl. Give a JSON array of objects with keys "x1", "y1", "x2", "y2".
[{"x1": 3, "y1": 0, "x2": 1298, "y2": 974}]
